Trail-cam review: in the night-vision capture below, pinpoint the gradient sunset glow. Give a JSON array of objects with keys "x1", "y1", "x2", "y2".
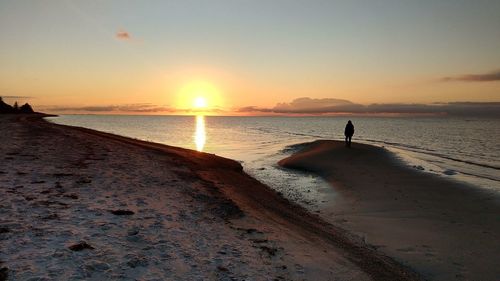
[{"x1": 1, "y1": 1, "x2": 499, "y2": 116}]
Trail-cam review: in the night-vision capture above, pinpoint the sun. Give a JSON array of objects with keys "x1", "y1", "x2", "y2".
[
  {"x1": 193, "y1": 96, "x2": 208, "y2": 109},
  {"x1": 176, "y1": 80, "x2": 223, "y2": 113}
]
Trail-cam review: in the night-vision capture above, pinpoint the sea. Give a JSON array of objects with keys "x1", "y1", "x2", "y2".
[{"x1": 47, "y1": 115, "x2": 500, "y2": 209}]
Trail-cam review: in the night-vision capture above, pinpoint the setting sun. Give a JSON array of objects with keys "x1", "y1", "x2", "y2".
[
  {"x1": 194, "y1": 96, "x2": 208, "y2": 109},
  {"x1": 175, "y1": 80, "x2": 223, "y2": 113}
]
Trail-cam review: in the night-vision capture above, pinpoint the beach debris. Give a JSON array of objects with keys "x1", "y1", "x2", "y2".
[
  {"x1": 68, "y1": 241, "x2": 94, "y2": 251},
  {"x1": 110, "y1": 209, "x2": 135, "y2": 215}
]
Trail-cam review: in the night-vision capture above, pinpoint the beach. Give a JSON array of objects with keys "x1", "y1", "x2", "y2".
[
  {"x1": 279, "y1": 140, "x2": 500, "y2": 281},
  {"x1": 0, "y1": 115, "x2": 423, "y2": 281}
]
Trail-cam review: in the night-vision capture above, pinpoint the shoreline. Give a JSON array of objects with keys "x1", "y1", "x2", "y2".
[
  {"x1": 279, "y1": 140, "x2": 500, "y2": 281},
  {"x1": 0, "y1": 115, "x2": 422, "y2": 280}
]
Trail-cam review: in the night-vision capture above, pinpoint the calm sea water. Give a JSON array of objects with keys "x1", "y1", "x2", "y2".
[{"x1": 47, "y1": 115, "x2": 500, "y2": 206}]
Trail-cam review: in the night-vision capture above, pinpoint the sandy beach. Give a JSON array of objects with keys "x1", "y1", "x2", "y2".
[
  {"x1": 279, "y1": 140, "x2": 500, "y2": 281},
  {"x1": 0, "y1": 115, "x2": 424, "y2": 281}
]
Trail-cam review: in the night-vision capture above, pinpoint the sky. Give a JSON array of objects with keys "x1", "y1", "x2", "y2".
[{"x1": 1, "y1": 0, "x2": 499, "y2": 115}]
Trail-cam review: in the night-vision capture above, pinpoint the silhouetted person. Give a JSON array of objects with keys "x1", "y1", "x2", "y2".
[{"x1": 344, "y1": 120, "x2": 354, "y2": 147}]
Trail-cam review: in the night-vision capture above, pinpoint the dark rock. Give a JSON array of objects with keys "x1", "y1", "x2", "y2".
[
  {"x1": 110, "y1": 209, "x2": 135, "y2": 216},
  {"x1": 217, "y1": 266, "x2": 229, "y2": 272},
  {"x1": 53, "y1": 173, "x2": 73, "y2": 177},
  {"x1": 85, "y1": 261, "x2": 110, "y2": 272},
  {"x1": 126, "y1": 256, "x2": 148, "y2": 268},
  {"x1": 68, "y1": 241, "x2": 94, "y2": 251},
  {"x1": 0, "y1": 267, "x2": 8, "y2": 281},
  {"x1": 76, "y1": 178, "x2": 92, "y2": 184},
  {"x1": 260, "y1": 246, "x2": 278, "y2": 256},
  {"x1": 245, "y1": 228, "x2": 263, "y2": 234},
  {"x1": 31, "y1": 180, "x2": 46, "y2": 184},
  {"x1": 127, "y1": 228, "x2": 140, "y2": 236},
  {"x1": 0, "y1": 227, "x2": 9, "y2": 234},
  {"x1": 443, "y1": 169, "x2": 457, "y2": 175},
  {"x1": 41, "y1": 214, "x2": 59, "y2": 220},
  {"x1": 63, "y1": 194, "x2": 79, "y2": 199},
  {"x1": 251, "y1": 239, "x2": 268, "y2": 243},
  {"x1": 211, "y1": 200, "x2": 244, "y2": 220}
]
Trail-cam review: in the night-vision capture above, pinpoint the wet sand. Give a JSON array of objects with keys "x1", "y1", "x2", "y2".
[
  {"x1": 279, "y1": 140, "x2": 500, "y2": 281},
  {"x1": 0, "y1": 115, "x2": 422, "y2": 281}
]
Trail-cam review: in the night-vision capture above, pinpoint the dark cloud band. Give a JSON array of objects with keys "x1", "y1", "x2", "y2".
[
  {"x1": 442, "y1": 70, "x2": 500, "y2": 82},
  {"x1": 43, "y1": 104, "x2": 174, "y2": 113},
  {"x1": 238, "y1": 98, "x2": 500, "y2": 117}
]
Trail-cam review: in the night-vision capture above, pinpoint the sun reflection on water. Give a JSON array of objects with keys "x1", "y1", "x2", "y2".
[{"x1": 194, "y1": 115, "x2": 206, "y2": 152}]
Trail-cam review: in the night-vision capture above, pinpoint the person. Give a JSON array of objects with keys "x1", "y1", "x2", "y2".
[{"x1": 344, "y1": 120, "x2": 354, "y2": 147}]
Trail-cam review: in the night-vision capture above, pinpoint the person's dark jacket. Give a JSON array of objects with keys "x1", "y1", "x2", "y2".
[{"x1": 344, "y1": 122, "x2": 354, "y2": 137}]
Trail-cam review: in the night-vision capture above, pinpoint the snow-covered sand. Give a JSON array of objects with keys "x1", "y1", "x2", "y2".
[{"x1": 0, "y1": 115, "x2": 421, "y2": 280}]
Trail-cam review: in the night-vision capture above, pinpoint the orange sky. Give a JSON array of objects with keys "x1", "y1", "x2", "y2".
[{"x1": 1, "y1": 1, "x2": 499, "y2": 115}]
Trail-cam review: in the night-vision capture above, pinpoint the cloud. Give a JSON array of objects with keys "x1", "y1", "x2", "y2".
[
  {"x1": 237, "y1": 97, "x2": 500, "y2": 117},
  {"x1": 115, "y1": 30, "x2": 131, "y2": 40},
  {"x1": 273, "y1": 97, "x2": 358, "y2": 113},
  {"x1": 1, "y1": 95, "x2": 33, "y2": 99},
  {"x1": 43, "y1": 103, "x2": 175, "y2": 113},
  {"x1": 442, "y1": 70, "x2": 500, "y2": 82},
  {"x1": 42, "y1": 103, "x2": 229, "y2": 114},
  {"x1": 237, "y1": 106, "x2": 274, "y2": 113}
]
